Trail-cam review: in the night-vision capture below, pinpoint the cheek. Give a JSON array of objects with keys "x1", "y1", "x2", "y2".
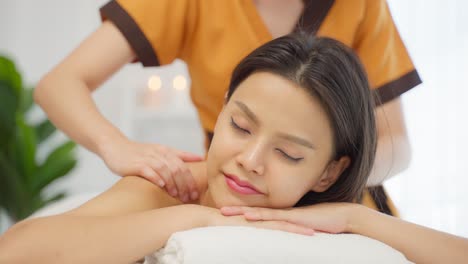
[
  {"x1": 206, "y1": 124, "x2": 242, "y2": 173},
  {"x1": 266, "y1": 167, "x2": 323, "y2": 208},
  {"x1": 209, "y1": 120, "x2": 244, "y2": 158}
]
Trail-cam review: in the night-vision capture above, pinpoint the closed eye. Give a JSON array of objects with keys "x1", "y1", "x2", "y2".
[
  {"x1": 276, "y1": 149, "x2": 303, "y2": 162},
  {"x1": 230, "y1": 117, "x2": 250, "y2": 134}
]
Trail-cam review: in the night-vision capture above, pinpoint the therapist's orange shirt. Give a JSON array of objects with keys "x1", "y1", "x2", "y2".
[{"x1": 101, "y1": 0, "x2": 421, "y2": 136}]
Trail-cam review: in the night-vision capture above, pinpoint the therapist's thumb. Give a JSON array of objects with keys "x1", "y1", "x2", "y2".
[{"x1": 174, "y1": 150, "x2": 205, "y2": 162}]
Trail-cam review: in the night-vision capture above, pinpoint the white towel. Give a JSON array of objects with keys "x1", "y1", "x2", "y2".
[{"x1": 145, "y1": 226, "x2": 412, "y2": 264}]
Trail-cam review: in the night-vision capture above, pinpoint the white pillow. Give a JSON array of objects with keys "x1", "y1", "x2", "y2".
[{"x1": 145, "y1": 226, "x2": 412, "y2": 264}]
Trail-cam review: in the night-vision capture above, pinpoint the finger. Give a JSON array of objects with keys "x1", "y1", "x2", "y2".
[
  {"x1": 255, "y1": 221, "x2": 315, "y2": 236},
  {"x1": 169, "y1": 154, "x2": 199, "y2": 200},
  {"x1": 220, "y1": 206, "x2": 249, "y2": 216},
  {"x1": 244, "y1": 208, "x2": 289, "y2": 222},
  {"x1": 151, "y1": 159, "x2": 178, "y2": 197},
  {"x1": 169, "y1": 165, "x2": 189, "y2": 202},
  {"x1": 140, "y1": 166, "x2": 165, "y2": 188},
  {"x1": 162, "y1": 147, "x2": 201, "y2": 200},
  {"x1": 220, "y1": 206, "x2": 266, "y2": 218},
  {"x1": 173, "y1": 149, "x2": 204, "y2": 162},
  {"x1": 164, "y1": 155, "x2": 188, "y2": 201},
  {"x1": 221, "y1": 206, "x2": 260, "y2": 216},
  {"x1": 175, "y1": 157, "x2": 199, "y2": 200}
]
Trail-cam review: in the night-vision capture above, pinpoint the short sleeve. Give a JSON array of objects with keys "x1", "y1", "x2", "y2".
[
  {"x1": 354, "y1": 0, "x2": 422, "y2": 105},
  {"x1": 99, "y1": 0, "x2": 197, "y2": 67}
]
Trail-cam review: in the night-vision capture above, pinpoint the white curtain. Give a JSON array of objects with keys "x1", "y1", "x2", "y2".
[{"x1": 386, "y1": 0, "x2": 468, "y2": 236}]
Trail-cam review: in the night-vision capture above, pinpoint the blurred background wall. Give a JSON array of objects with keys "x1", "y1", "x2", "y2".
[{"x1": 1, "y1": 0, "x2": 467, "y2": 236}]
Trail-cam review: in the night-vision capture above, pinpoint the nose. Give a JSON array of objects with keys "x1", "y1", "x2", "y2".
[{"x1": 235, "y1": 139, "x2": 266, "y2": 175}]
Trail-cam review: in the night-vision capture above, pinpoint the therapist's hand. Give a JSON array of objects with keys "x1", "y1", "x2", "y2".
[
  {"x1": 99, "y1": 137, "x2": 204, "y2": 202},
  {"x1": 220, "y1": 203, "x2": 362, "y2": 234}
]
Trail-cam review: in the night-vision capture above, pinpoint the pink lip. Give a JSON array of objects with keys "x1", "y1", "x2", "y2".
[{"x1": 223, "y1": 173, "x2": 263, "y2": 195}]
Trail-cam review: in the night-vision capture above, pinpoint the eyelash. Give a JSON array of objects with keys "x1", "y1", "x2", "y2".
[
  {"x1": 276, "y1": 149, "x2": 304, "y2": 162},
  {"x1": 230, "y1": 117, "x2": 250, "y2": 134},
  {"x1": 230, "y1": 117, "x2": 303, "y2": 163}
]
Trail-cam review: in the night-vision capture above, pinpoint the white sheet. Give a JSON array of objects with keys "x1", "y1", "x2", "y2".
[{"x1": 145, "y1": 226, "x2": 412, "y2": 264}]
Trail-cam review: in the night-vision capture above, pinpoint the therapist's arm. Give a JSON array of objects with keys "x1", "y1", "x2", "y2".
[
  {"x1": 33, "y1": 20, "x2": 202, "y2": 200},
  {"x1": 34, "y1": 20, "x2": 134, "y2": 157},
  {"x1": 367, "y1": 98, "x2": 412, "y2": 186}
]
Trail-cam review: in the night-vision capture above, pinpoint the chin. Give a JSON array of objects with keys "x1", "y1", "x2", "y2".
[
  {"x1": 215, "y1": 192, "x2": 271, "y2": 209},
  {"x1": 212, "y1": 192, "x2": 249, "y2": 208}
]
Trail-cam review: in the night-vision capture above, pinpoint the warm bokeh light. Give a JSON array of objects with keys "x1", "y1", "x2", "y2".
[
  {"x1": 173, "y1": 75, "x2": 187, "y2": 91},
  {"x1": 148, "y1": 75, "x2": 162, "y2": 91}
]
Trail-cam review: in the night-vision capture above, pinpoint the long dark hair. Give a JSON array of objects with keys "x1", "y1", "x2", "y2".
[{"x1": 226, "y1": 34, "x2": 377, "y2": 206}]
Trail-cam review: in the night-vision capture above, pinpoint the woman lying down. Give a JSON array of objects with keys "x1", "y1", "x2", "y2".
[{"x1": 0, "y1": 34, "x2": 467, "y2": 264}]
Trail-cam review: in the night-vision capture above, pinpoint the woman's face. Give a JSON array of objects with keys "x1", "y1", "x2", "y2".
[{"x1": 205, "y1": 72, "x2": 344, "y2": 209}]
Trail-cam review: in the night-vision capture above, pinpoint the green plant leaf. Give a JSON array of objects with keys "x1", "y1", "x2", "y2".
[
  {"x1": 13, "y1": 114, "x2": 37, "y2": 184},
  {"x1": 0, "y1": 56, "x2": 22, "y2": 101},
  {"x1": 33, "y1": 192, "x2": 67, "y2": 213},
  {"x1": 20, "y1": 87, "x2": 34, "y2": 114},
  {"x1": 35, "y1": 119, "x2": 56, "y2": 143},
  {"x1": 32, "y1": 141, "x2": 77, "y2": 195},
  {"x1": 0, "y1": 55, "x2": 74, "y2": 222},
  {"x1": 0, "y1": 81, "x2": 18, "y2": 149},
  {"x1": 0, "y1": 152, "x2": 28, "y2": 221}
]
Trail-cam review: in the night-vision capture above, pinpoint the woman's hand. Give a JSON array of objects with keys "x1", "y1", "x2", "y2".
[
  {"x1": 98, "y1": 137, "x2": 204, "y2": 202},
  {"x1": 200, "y1": 206, "x2": 315, "y2": 236},
  {"x1": 220, "y1": 203, "x2": 363, "y2": 234}
]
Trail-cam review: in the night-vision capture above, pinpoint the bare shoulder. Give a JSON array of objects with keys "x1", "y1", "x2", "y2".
[
  {"x1": 66, "y1": 176, "x2": 181, "y2": 217},
  {"x1": 65, "y1": 162, "x2": 207, "y2": 217}
]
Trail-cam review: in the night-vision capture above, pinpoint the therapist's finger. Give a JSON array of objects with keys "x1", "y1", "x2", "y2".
[
  {"x1": 140, "y1": 166, "x2": 165, "y2": 188},
  {"x1": 150, "y1": 158, "x2": 178, "y2": 197},
  {"x1": 173, "y1": 149, "x2": 204, "y2": 162},
  {"x1": 160, "y1": 146, "x2": 202, "y2": 200},
  {"x1": 168, "y1": 153, "x2": 199, "y2": 201},
  {"x1": 165, "y1": 155, "x2": 190, "y2": 202}
]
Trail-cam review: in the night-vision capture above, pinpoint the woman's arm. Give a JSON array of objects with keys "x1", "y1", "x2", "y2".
[
  {"x1": 350, "y1": 205, "x2": 468, "y2": 264},
  {"x1": 0, "y1": 204, "x2": 206, "y2": 264},
  {"x1": 221, "y1": 204, "x2": 468, "y2": 264},
  {"x1": 0, "y1": 174, "x2": 313, "y2": 263},
  {"x1": 0, "y1": 176, "x2": 199, "y2": 263}
]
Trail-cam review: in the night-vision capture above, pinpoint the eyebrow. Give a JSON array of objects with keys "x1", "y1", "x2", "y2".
[
  {"x1": 277, "y1": 133, "x2": 316, "y2": 150},
  {"x1": 234, "y1": 100, "x2": 259, "y2": 124},
  {"x1": 233, "y1": 100, "x2": 316, "y2": 150}
]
